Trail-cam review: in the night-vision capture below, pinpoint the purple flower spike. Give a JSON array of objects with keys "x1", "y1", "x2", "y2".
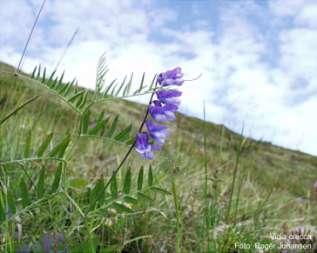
[
  {"x1": 146, "y1": 120, "x2": 169, "y2": 144},
  {"x1": 135, "y1": 67, "x2": 184, "y2": 160},
  {"x1": 149, "y1": 104, "x2": 176, "y2": 122},
  {"x1": 158, "y1": 67, "x2": 184, "y2": 86},
  {"x1": 156, "y1": 89, "x2": 182, "y2": 105},
  {"x1": 135, "y1": 132, "x2": 153, "y2": 160}
]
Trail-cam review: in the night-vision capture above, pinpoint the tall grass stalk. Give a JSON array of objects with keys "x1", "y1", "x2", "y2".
[
  {"x1": 220, "y1": 134, "x2": 245, "y2": 252},
  {"x1": 54, "y1": 28, "x2": 80, "y2": 72},
  {"x1": 202, "y1": 102, "x2": 211, "y2": 251},
  {"x1": 17, "y1": 0, "x2": 47, "y2": 71},
  {"x1": 172, "y1": 179, "x2": 183, "y2": 253},
  {"x1": 225, "y1": 135, "x2": 245, "y2": 224},
  {"x1": 233, "y1": 163, "x2": 244, "y2": 224},
  {"x1": 0, "y1": 96, "x2": 38, "y2": 126}
]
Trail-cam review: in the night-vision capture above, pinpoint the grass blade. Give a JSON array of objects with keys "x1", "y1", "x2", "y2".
[
  {"x1": 37, "y1": 133, "x2": 53, "y2": 157},
  {"x1": 114, "y1": 124, "x2": 132, "y2": 142},
  {"x1": 0, "y1": 96, "x2": 39, "y2": 126},
  {"x1": 148, "y1": 165, "x2": 153, "y2": 187},
  {"x1": 137, "y1": 166, "x2": 144, "y2": 191},
  {"x1": 110, "y1": 175, "x2": 118, "y2": 198},
  {"x1": 20, "y1": 178, "x2": 30, "y2": 207},
  {"x1": 49, "y1": 134, "x2": 71, "y2": 158},
  {"x1": 37, "y1": 168, "x2": 45, "y2": 198},
  {"x1": 24, "y1": 130, "x2": 32, "y2": 158},
  {"x1": 123, "y1": 167, "x2": 132, "y2": 194},
  {"x1": 51, "y1": 163, "x2": 63, "y2": 193},
  {"x1": 107, "y1": 115, "x2": 119, "y2": 138}
]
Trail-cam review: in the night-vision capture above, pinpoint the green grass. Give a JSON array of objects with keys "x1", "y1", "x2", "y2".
[{"x1": 0, "y1": 61, "x2": 316, "y2": 252}]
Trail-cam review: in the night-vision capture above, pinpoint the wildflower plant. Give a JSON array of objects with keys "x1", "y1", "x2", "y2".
[
  {"x1": 135, "y1": 67, "x2": 184, "y2": 159},
  {"x1": 103, "y1": 67, "x2": 185, "y2": 190}
]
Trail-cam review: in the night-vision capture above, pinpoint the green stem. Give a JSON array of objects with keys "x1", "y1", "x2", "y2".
[
  {"x1": 104, "y1": 81, "x2": 158, "y2": 190},
  {"x1": 0, "y1": 96, "x2": 39, "y2": 126},
  {"x1": 17, "y1": 0, "x2": 47, "y2": 71},
  {"x1": 172, "y1": 180, "x2": 182, "y2": 253},
  {"x1": 225, "y1": 146, "x2": 241, "y2": 223},
  {"x1": 202, "y1": 101, "x2": 210, "y2": 251}
]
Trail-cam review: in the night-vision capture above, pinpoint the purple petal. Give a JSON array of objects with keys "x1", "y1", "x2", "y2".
[
  {"x1": 141, "y1": 150, "x2": 154, "y2": 160},
  {"x1": 149, "y1": 105, "x2": 176, "y2": 122},
  {"x1": 164, "y1": 97, "x2": 181, "y2": 105},
  {"x1": 135, "y1": 132, "x2": 154, "y2": 160},
  {"x1": 135, "y1": 132, "x2": 151, "y2": 154},
  {"x1": 156, "y1": 89, "x2": 182, "y2": 98},
  {"x1": 156, "y1": 89, "x2": 182, "y2": 105},
  {"x1": 153, "y1": 100, "x2": 163, "y2": 106},
  {"x1": 146, "y1": 120, "x2": 167, "y2": 132},
  {"x1": 158, "y1": 67, "x2": 184, "y2": 86},
  {"x1": 146, "y1": 120, "x2": 169, "y2": 143},
  {"x1": 160, "y1": 78, "x2": 184, "y2": 86},
  {"x1": 164, "y1": 103, "x2": 179, "y2": 112},
  {"x1": 163, "y1": 110, "x2": 176, "y2": 120},
  {"x1": 152, "y1": 100, "x2": 178, "y2": 111},
  {"x1": 163, "y1": 67, "x2": 183, "y2": 79}
]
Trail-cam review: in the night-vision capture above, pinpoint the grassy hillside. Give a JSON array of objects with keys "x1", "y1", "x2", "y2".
[{"x1": 0, "y1": 61, "x2": 316, "y2": 252}]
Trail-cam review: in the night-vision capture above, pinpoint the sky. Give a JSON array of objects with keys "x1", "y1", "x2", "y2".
[{"x1": 1, "y1": 0, "x2": 317, "y2": 155}]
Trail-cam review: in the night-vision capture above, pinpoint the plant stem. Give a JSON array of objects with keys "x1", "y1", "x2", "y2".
[
  {"x1": 104, "y1": 82, "x2": 158, "y2": 189},
  {"x1": 202, "y1": 101, "x2": 211, "y2": 251},
  {"x1": 17, "y1": 0, "x2": 47, "y2": 71},
  {"x1": 225, "y1": 127, "x2": 245, "y2": 224},
  {"x1": 54, "y1": 28, "x2": 80, "y2": 72},
  {"x1": 0, "y1": 96, "x2": 39, "y2": 126},
  {"x1": 172, "y1": 179, "x2": 182, "y2": 253},
  {"x1": 225, "y1": 143, "x2": 242, "y2": 223}
]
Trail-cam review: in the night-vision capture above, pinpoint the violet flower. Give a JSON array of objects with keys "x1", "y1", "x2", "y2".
[
  {"x1": 157, "y1": 67, "x2": 184, "y2": 86},
  {"x1": 146, "y1": 120, "x2": 169, "y2": 144},
  {"x1": 135, "y1": 67, "x2": 184, "y2": 159},
  {"x1": 156, "y1": 89, "x2": 182, "y2": 106},
  {"x1": 135, "y1": 132, "x2": 154, "y2": 160},
  {"x1": 149, "y1": 103, "x2": 176, "y2": 122}
]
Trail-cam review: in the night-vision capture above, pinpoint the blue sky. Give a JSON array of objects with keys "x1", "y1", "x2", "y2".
[{"x1": 1, "y1": 0, "x2": 317, "y2": 155}]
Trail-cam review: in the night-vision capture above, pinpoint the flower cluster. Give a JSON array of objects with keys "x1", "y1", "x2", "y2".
[{"x1": 135, "y1": 67, "x2": 184, "y2": 159}]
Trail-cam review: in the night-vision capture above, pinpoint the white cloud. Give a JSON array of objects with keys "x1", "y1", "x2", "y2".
[
  {"x1": 296, "y1": 4, "x2": 317, "y2": 27},
  {"x1": 0, "y1": 1, "x2": 34, "y2": 45},
  {"x1": 203, "y1": 0, "x2": 317, "y2": 154},
  {"x1": 269, "y1": 0, "x2": 308, "y2": 17}
]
